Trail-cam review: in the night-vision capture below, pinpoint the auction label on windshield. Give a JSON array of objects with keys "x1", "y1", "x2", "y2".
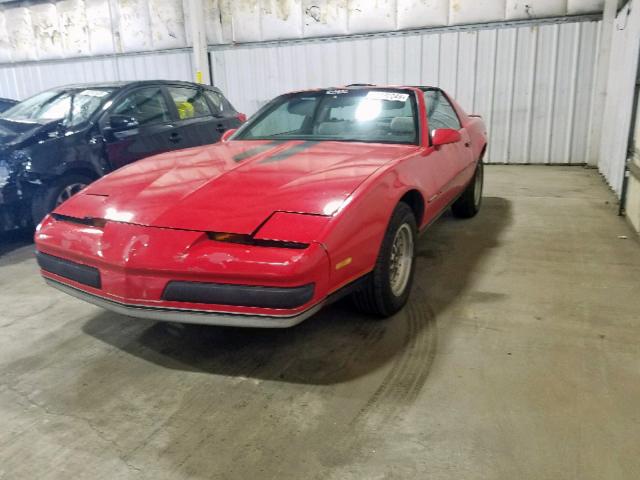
[
  {"x1": 80, "y1": 89, "x2": 110, "y2": 97},
  {"x1": 326, "y1": 89, "x2": 349, "y2": 95},
  {"x1": 366, "y1": 91, "x2": 409, "y2": 102}
]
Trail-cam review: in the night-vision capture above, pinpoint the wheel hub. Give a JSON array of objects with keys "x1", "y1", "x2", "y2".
[
  {"x1": 389, "y1": 223, "x2": 414, "y2": 297},
  {"x1": 56, "y1": 183, "x2": 87, "y2": 207},
  {"x1": 474, "y1": 164, "x2": 483, "y2": 207}
]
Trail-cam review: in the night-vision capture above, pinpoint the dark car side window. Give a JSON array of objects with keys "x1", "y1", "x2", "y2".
[
  {"x1": 167, "y1": 87, "x2": 211, "y2": 119},
  {"x1": 204, "y1": 90, "x2": 227, "y2": 115},
  {"x1": 424, "y1": 90, "x2": 461, "y2": 131},
  {"x1": 112, "y1": 87, "x2": 171, "y2": 126}
]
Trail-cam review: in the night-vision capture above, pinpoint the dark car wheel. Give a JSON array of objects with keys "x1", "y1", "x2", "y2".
[
  {"x1": 451, "y1": 160, "x2": 483, "y2": 219},
  {"x1": 353, "y1": 202, "x2": 417, "y2": 317},
  {"x1": 32, "y1": 174, "x2": 93, "y2": 226}
]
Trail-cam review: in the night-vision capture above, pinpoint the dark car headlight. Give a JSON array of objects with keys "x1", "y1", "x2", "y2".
[
  {"x1": 0, "y1": 160, "x2": 9, "y2": 190},
  {"x1": 8, "y1": 150, "x2": 33, "y2": 172},
  {"x1": 0, "y1": 151, "x2": 34, "y2": 197},
  {"x1": 207, "y1": 212, "x2": 332, "y2": 250}
]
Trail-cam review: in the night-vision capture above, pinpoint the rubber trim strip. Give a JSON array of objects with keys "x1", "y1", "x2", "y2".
[
  {"x1": 259, "y1": 140, "x2": 319, "y2": 163},
  {"x1": 232, "y1": 140, "x2": 281, "y2": 162},
  {"x1": 36, "y1": 251, "x2": 101, "y2": 289},
  {"x1": 162, "y1": 281, "x2": 315, "y2": 309}
]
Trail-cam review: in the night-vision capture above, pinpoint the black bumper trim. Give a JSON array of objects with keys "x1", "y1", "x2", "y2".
[
  {"x1": 162, "y1": 281, "x2": 315, "y2": 309},
  {"x1": 36, "y1": 251, "x2": 101, "y2": 289},
  {"x1": 44, "y1": 279, "x2": 323, "y2": 328}
]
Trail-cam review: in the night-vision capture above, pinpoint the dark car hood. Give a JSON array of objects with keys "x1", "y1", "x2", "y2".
[
  {"x1": 0, "y1": 118, "x2": 57, "y2": 148},
  {"x1": 55, "y1": 139, "x2": 419, "y2": 234}
]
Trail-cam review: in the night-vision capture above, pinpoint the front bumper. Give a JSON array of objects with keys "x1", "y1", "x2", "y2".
[
  {"x1": 35, "y1": 215, "x2": 332, "y2": 327},
  {"x1": 45, "y1": 278, "x2": 324, "y2": 328}
]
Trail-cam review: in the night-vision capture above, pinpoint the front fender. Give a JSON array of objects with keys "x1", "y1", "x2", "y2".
[{"x1": 320, "y1": 166, "x2": 422, "y2": 292}]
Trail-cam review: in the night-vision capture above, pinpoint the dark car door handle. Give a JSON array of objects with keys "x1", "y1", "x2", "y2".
[
  {"x1": 465, "y1": 141, "x2": 471, "y2": 148},
  {"x1": 216, "y1": 124, "x2": 226, "y2": 133},
  {"x1": 169, "y1": 132, "x2": 182, "y2": 143}
]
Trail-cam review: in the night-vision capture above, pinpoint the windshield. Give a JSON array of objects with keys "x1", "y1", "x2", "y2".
[
  {"x1": 2, "y1": 88, "x2": 114, "y2": 126},
  {"x1": 235, "y1": 89, "x2": 419, "y2": 145}
]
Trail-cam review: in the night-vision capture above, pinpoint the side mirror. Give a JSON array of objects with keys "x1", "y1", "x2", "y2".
[
  {"x1": 432, "y1": 128, "x2": 461, "y2": 147},
  {"x1": 221, "y1": 128, "x2": 237, "y2": 142},
  {"x1": 108, "y1": 115, "x2": 139, "y2": 132}
]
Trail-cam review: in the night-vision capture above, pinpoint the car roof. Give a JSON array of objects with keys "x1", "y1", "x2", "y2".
[
  {"x1": 285, "y1": 84, "x2": 439, "y2": 95},
  {"x1": 51, "y1": 80, "x2": 222, "y2": 91},
  {"x1": 344, "y1": 84, "x2": 438, "y2": 90}
]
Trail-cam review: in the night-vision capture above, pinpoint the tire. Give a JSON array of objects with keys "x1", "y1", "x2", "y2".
[
  {"x1": 451, "y1": 160, "x2": 483, "y2": 219},
  {"x1": 353, "y1": 202, "x2": 417, "y2": 317},
  {"x1": 31, "y1": 174, "x2": 93, "y2": 226}
]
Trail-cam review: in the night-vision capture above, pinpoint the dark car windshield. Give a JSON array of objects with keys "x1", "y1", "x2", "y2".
[
  {"x1": 1, "y1": 88, "x2": 114, "y2": 127},
  {"x1": 235, "y1": 89, "x2": 419, "y2": 145}
]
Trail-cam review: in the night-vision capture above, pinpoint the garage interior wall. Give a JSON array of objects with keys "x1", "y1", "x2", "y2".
[
  {"x1": 0, "y1": 0, "x2": 618, "y2": 63},
  {"x1": 0, "y1": 50, "x2": 194, "y2": 100},
  {"x1": 211, "y1": 17, "x2": 602, "y2": 165},
  {"x1": 598, "y1": 0, "x2": 640, "y2": 195},
  {"x1": 625, "y1": 91, "x2": 640, "y2": 233},
  {"x1": 0, "y1": 0, "x2": 623, "y2": 165}
]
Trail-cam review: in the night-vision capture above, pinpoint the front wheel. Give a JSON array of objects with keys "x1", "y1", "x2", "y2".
[
  {"x1": 352, "y1": 202, "x2": 417, "y2": 317},
  {"x1": 31, "y1": 174, "x2": 92, "y2": 226},
  {"x1": 451, "y1": 160, "x2": 483, "y2": 219}
]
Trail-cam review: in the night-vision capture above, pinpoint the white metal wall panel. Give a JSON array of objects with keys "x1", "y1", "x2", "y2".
[
  {"x1": 449, "y1": 0, "x2": 507, "y2": 25},
  {"x1": 598, "y1": 0, "x2": 640, "y2": 195},
  {"x1": 506, "y1": 0, "x2": 567, "y2": 20},
  {"x1": 58, "y1": 0, "x2": 91, "y2": 57},
  {"x1": 85, "y1": 0, "x2": 116, "y2": 55},
  {"x1": 0, "y1": 50, "x2": 193, "y2": 101},
  {"x1": 211, "y1": 18, "x2": 601, "y2": 164},
  {"x1": 0, "y1": 0, "x2": 618, "y2": 64}
]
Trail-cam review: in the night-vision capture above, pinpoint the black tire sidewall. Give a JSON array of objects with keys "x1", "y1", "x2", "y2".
[
  {"x1": 452, "y1": 160, "x2": 483, "y2": 218},
  {"x1": 374, "y1": 203, "x2": 418, "y2": 315},
  {"x1": 474, "y1": 160, "x2": 484, "y2": 211}
]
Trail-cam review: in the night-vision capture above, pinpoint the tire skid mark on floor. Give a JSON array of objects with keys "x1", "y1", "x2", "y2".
[{"x1": 350, "y1": 290, "x2": 437, "y2": 428}]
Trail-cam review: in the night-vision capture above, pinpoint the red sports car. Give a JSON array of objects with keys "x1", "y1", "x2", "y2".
[{"x1": 35, "y1": 86, "x2": 487, "y2": 328}]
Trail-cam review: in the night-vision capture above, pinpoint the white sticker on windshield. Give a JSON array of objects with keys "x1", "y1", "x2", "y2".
[
  {"x1": 80, "y1": 89, "x2": 109, "y2": 97},
  {"x1": 326, "y1": 89, "x2": 349, "y2": 95},
  {"x1": 366, "y1": 91, "x2": 409, "y2": 102}
]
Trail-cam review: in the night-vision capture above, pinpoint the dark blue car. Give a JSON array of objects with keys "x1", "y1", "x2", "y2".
[
  {"x1": 0, "y1": 81, "x2": 244, "y2": 232},
  {"x1": 0, "y1": 98, "x2": 17, "y2": 113}
]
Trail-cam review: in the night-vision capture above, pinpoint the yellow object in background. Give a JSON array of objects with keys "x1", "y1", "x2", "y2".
[
  {"x1": 196, "y1": 71, "x2": 203, "y2": 84},
  {"x1": 176, "y1": 101, "x2": 194, "y2": 119}
]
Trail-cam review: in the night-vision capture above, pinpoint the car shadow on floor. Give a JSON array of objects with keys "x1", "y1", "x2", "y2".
[
  {"x1": 0, "y1": 229, "x2": 34, "y2": 266},
  {"x1": 82, "y1": 196, "x2": 512, "y2": 385}
]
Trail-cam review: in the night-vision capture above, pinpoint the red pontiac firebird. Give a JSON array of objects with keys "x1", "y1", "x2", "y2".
[{"x1": 35, "y1": 86, "x2": 487, "y2": 328}]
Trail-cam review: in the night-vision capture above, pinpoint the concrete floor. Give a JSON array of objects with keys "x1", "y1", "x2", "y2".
[{"x1": 1, "y1": 165, "x2": 639, "y2": 479}]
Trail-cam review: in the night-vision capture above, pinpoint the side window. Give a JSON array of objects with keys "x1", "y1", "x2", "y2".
[
  {"x1": 204, "y1": 90, "x2": 226, "y2": 115},
  {"x1": 424, "y1": 90, "x2": 461, "y2": 131},
  {"x1": 112, "y1": 87, "x2": 171, "y2": 126},
  {"x1": 167, "y1": 87, "x2": 211, "y2": 119}
]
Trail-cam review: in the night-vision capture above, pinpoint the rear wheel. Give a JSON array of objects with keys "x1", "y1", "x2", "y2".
[
  {"x1": 32, "y1": 174, "x2": 92, "y2": 226},
  {"x1": 451, "y1": 160, "x2": 483, "y2": 219},
  {"x1": 353, "y1": 202, "x2": 417, "y2": 317}
]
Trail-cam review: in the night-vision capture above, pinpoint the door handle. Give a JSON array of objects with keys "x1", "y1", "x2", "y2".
[
  {"x1": 464, "y1": 141, "x2": 471, "y2": 148},
  {"x1": 216, "y1": 124, "x2": 226, "y2": 133},
  {"x1": 169, "y1": 132, "x2": 182, "y2": 143}
]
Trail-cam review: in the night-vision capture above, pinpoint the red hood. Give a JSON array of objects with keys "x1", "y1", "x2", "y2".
[{"x1": 56, "y1": 140, "x2": 418, "y2": 233}]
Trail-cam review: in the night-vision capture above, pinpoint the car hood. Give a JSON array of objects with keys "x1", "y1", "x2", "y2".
[
  {"x1": 0, "y1": 118, "x2": 57, "y2": 147},
  {"x1": 55, "y1": 140, "x2": 419, "y2": 234}
]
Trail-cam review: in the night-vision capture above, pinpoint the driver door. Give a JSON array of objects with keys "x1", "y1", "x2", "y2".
[
  {"x1": 424, "y1": 89, "x2": 472, "y2": 206},
  {"x1": 102, "y1": 86, "x2": 179, "y2": 171}
]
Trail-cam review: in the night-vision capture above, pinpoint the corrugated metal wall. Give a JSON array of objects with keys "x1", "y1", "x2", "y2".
[
  {"x1": 0, "y1": 49, "x2": 193, "y2": 100},
  {"x1": 0, "y1": 0, "x2": 614, "y2": 63},
  {"x1": 211, "y1": 18, "x2": 602, "y2": 164},
  {"x1": 598, "y1": 0, "x2": 640, "y2": 196}
]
